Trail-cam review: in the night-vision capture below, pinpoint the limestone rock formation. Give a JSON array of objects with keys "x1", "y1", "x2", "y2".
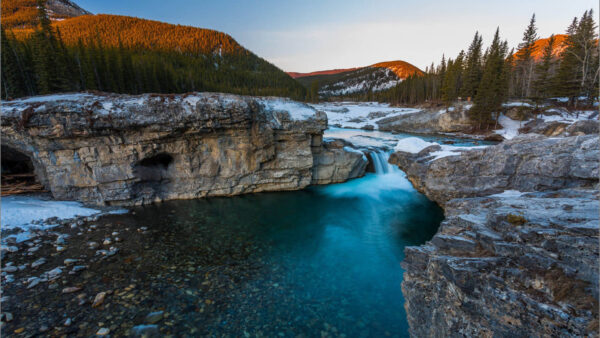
[
  {"x1": 521, "y1": 118, "x2": 599, "y2": 137},
  {"x1": 390, "y1": 134, "x2": 599, "y2": 336},
  {"x1": 403, "y1": 189, "x2": 598, "y2": 337},
  {"x1": 389, "y1": 134, "x2": 598, "y2": 206},
  {"x1": 1, "y1": 92, "x2": 366, "y2": 206},
  {"x1": 311, "y1": 138, "x2": 368, "y2": 184},
  {"x1": 377, "y1": 104, "x2": 472, "y2": 134}
]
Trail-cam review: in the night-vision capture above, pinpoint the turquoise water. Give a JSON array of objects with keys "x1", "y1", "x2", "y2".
[{"x1": 118, "y1": 157, "x2": 443, "y2": 336}]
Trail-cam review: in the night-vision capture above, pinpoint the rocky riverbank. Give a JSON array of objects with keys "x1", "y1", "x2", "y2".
[
  {"x1": 1, "y1": 92, "x2": 366, "y2": 206},
  {"x1": 390, "y1": 134, "x2": 599, "y2": 336},
  {"x1": 377, "y1": 101, "x2": 598, "y2": 141}
]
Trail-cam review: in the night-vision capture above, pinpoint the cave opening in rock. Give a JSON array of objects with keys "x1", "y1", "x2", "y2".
[
  {"x1": 1, "y1": 145, "x2": 46, "y2": 195},
  {"x1": 134, "y1": 153, "x2": 174, "y2": 182},
  {"x1": 132, "y1": 153, "x2": 175, "y2": 201}
]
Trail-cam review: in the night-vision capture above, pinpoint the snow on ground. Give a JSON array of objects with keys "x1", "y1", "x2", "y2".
[
  {"x1": 495, "y1": 115, "x2": 523, "y2": 140},
  {"x1": 1, "y1": 196, "x2": 125, "y2": 243},
  {"x1": 324, "y1": 128, "x2": 401, "y2": 149},
  {"x1": 503, "y1": 101, "x2": 533, "y2": 108},
  {"x1": 427, "y1": 145, "x2": 488, "y2": 161},
  {"x1": 394, "y1": 137, "x2": 436, "y2": 153},
  {"x1": 259, "y1": 98, "x2": 317, "y2": 121},
  {"x1": 495, "y1": 108, "x2": 597, "y2": 140},
  {"x1": 310, "y1": 102, "x2": 419, "y2": 129},
  {"x1": 490, "y1": 190, "x2": 526, "y2": 198},
  {"x1": 539, "y1": 109, "x2": 597, "y2": 123},
  {"x1": 394, "y1": 137, "x2": 488, "y2": 161}
]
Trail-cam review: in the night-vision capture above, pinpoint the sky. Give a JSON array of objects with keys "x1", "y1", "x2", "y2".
[{"x1": 78, "y1": 0, "x2": 599, "y2": 73}]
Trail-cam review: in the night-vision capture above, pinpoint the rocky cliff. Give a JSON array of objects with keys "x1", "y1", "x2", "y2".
[
  {"x1": 377, "y1": 103, "x2": 472, "y2": 134},
  {"x1": 390, "y1": 134, "x2": 599, "y2": 336},
  {"x1": 390, "y1": 134, "x2": 598, "y2": 206},
  {"x1": 1, "y1": 92, "x2": 366, "y2": 206}
]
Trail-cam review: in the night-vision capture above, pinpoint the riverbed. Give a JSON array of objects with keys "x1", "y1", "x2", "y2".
[{"x1": 1, "y1": 102, "x2": 488, "y2": 336}]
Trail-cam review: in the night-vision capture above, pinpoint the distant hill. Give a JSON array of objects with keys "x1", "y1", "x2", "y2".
[
  {"x1": 1, "y1": 0, "x2": 89, "y2": 29},
  {"x1": 288, "y1": 68, "x2": 359, "y2": 79},
  {"x1": 513, "y1": 34, "x2": 568, "y2": 61},
  {"x1": 1, "y1": 1, "x2": 306, "y2": 100},
  {"x1": 292, "y1": 60, "x2": 423, "y2": 97}
]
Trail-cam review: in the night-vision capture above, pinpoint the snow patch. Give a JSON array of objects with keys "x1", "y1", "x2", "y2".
[
  {"x1": 1, "y1": 196, "x2": 127, "y2": 243},
  {"x1": 495, "y1": 114, "x2": 523, "y2": 140},
  {"x1": 503, "y1": 101, "x2": 533, "y2": 108},
  {"x1": 311, "y1": 102, "x2": 419, "y2": 129},
  {"x1": 490, "y1": 190, "x2": 526, "y2": 198},
  {"x1": 394, "y1": 137, "x2": 436, "y2": 153},
  {"x1": 259, "y1": 99, "x2": 317, "y2": 121}
]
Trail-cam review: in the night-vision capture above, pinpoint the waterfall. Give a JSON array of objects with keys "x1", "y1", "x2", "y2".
[{"x1": 370, "y1": 151, "x2": 398, "y2": 175}]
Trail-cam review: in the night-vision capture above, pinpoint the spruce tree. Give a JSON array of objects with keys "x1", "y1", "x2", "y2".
[
  {"x1": 515, "y1": 14, "x2": 538, "y2": 98},
  {"x1": 461, "y1": 32, "x2": 483, "y2": 100},
  {"x1": 471, "y1": 28, "x2": 509, "y2": 128},
  {"x1": 532, "y1": 35, "x2": 556, "y2": 98}
]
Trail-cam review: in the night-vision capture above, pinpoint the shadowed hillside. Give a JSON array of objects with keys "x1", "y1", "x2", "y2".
[{"x1": 1, "y1": 1, "x2": 306, "y2": 100}]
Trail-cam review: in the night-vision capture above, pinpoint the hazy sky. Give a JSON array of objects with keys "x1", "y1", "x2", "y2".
[{"x1": 78, "y1": 0, "x2": 598, "y2": 72}]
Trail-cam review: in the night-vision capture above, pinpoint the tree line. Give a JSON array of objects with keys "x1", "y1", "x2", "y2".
[
  {"x1": 365, "y1": 10, "x2": 598, "y2": 127},
  {"x1": 1, "y1": 1, "x2": 307, "y2": 100}
]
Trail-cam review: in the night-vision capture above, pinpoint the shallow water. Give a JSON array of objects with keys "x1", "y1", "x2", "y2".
[
  {"x1": 1, "y1": 128, "x2": 482, "y2": 336},
  {"x1": 108, "y1": 158, "x2": 443, "y2": 336},
  {"x1": 325, "y1": 127, "x2": 494, "y2": 149}
]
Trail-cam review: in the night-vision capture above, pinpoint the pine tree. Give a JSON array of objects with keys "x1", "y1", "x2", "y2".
[
  {"x1": 515, "y1": 14, "x2": 538, "y2": 98},
  {"x1": 532, "y1": 35, "x2": 556, "y2": 99},
  {"x1": 308, "y1": 80, "x2": 319, "y2": 103},
  {"x1": 461, "y1": 32, "x2": 483, "y2": 100},
  {"x1": 471, "y1": 28, "x2": 509, "y2": 128},
  {"x1": 553, "y1": 11, "x2": 599, "y2": 106},
  {"x1": 1, "y1": 28, "x2": 28, "y2": 98}
]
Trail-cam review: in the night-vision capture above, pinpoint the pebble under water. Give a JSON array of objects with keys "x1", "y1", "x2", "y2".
[
  {"x1": 2, "y1": 156, "x2": 443, "y2": 337},
  {"x1": 121, "y1": 163, "x2": 441, "y2": 336}
]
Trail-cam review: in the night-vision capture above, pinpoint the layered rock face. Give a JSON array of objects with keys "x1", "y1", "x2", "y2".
[
  {"x1": 1, "y1": 92, "x2": 366, "y2": 206},
  {"x1": 389, "y1": 134, "x2": 598, "y2": 205},
  {"x1": 377, "y1": 104, "x2": 472, "y2": 134},
  {"x1": 311, "y1": 139, "x2": 368, "y2": 184},
  {"x1": 390, "y1": 134, "x2": 599, "y2": 336}
]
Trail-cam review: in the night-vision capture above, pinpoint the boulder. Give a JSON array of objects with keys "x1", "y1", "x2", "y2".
[
  {"x1": 311, "y1": 139, "x2": 367, "y2": 184},
  {"x1": 377, "y1": 103, "x2": 472, "y2": 134}
]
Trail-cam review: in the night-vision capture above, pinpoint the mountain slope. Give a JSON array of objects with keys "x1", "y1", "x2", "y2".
[
  {"x1": 51, "y1": 14, "x2": 244, "y2": 55},
  {"x1": 288, "y1": 68, "x2": 359, "y2": 79},
  {"x1": 513, "y1": 34, "x2": 568, "y2": 61},
  {"x1": 1, "y1": 0, "x2": 89, "y2": 29},
  {"x1": 1, "y1": 1, "x2": 306, "y2": 99},
  {"x1": 293, "y1": 60, "x2": 423, "y2": 97}
]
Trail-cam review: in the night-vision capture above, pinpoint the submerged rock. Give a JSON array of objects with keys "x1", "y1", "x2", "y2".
[{"x1": 131, "y1": 324, "x2": 159, "y2": 337}]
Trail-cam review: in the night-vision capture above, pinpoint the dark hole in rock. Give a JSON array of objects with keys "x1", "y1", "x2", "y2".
[
  {"x1": 138, "y1": 153, "x2": 173, "y2": 169},
  {"x1": 1, "y1": 145, "x2": 34, "y2": 174},
  {"x1": 134, "y1": 153, "x2": 173, "y2": 182},
  {"x1": 1, "y1": 145, "x2": 46, "y2": 195}
]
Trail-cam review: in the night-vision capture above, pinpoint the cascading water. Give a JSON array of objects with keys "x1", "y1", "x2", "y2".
[{"x1": 370, "y1": 150, "x2": 399, "y2": 174}]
